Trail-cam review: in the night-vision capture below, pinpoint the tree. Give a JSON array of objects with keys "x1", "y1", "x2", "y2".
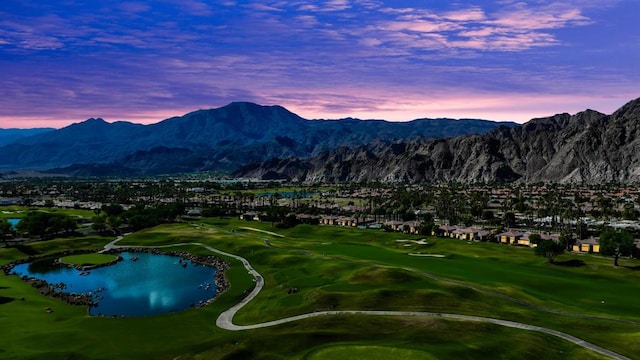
[
  {"x1": 576, "y1": 220, "x2": 589, "y2": 240},
  {"x1": 535, "y1": 240, "x2": 564, "y2": 264},
  {"x1": 0, "y1": 218, "x2": 12, "y2": 245},
  {"x1": 528, "y1": 233, "x2": 542, "y2": 245},
  {"x1": 559, "y1": 230, "x2": 575, "y2": 251},
  {"x1": 102, "y1": 203, "x2": 124, "y2": 217},
  {"x1": 17, "y1": 211, "x2": 77, "y2": 239},
  {"x1": 481, "y1": 210, "x2": 494, "y2": 221},
  {"x1": 503, "y1": 211, "x2": 516, "y2": 228},
  {"x1": 107, "y1": 215, "x2": 122, "y2": 231},
  {"x1": 599, "y1": 230, "x2": 635, "y2": 267},
  {"x1": 622, "y1": 203, "x2": 638, "y2": 220},
  {"x1": 91, "y1": 214, "x2": 107, "y2": 233}
]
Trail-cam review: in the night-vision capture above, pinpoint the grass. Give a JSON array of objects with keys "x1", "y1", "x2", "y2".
[
  {"x1": 0, "y1": 218, "x2": 637, "y2": 359},
  {"x1": 59, "y1": 253, "x2": 119, "y2": 266},
  {"x1": 306, "y1": 345, "x2": 439, "y2": 360},
  {"x1": 0, "y1": 205, "x2": 96, "y2": 220}
]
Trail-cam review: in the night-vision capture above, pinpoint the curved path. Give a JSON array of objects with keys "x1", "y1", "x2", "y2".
[{"x1": 104, "y1": 235, "x2": 631, "y2": 360}]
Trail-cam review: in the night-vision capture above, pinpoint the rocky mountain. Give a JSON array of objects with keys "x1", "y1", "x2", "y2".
[
  {"x1": 232, "y1": 97, "x2": 640, "y2": 184},
  {"x1": 0, "y1": 102, "x2": 515, "y2": 174},
  {"x1": 0, "y1": 128, "x2": 54, "y2": 147}
]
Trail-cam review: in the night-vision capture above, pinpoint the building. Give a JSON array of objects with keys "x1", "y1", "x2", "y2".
[{"x1": 573, "y1": 237, "x2": 600, "y2": 253}]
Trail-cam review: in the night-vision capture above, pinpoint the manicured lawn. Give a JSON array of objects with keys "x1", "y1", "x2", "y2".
[
  {"x1": 0, "y1": 218, "x2": 637, "y2": 359},
  {"x1": 0, "y1": 205, "x2": 96, "y2": 220},
  {"x1": 59, "y1": 253, "x2": 119, "y2": 266},
  {"x1": 306, "y1": 345, "x2": 439, "y2": 360}
]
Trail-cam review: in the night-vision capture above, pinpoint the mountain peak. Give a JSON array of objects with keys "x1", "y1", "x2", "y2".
[
  {"x1": 66, "y1": 117, "x2": 109, "y2": 129},
  {"x1": 612, "y1": 96, "x2": 640, "y2": 120},
  {"x1": 84, "y1": 117, "x2": 107, "y2": 123},
  {"x1": 221, "y1": 102, "x2": 300, "y2": 118}
]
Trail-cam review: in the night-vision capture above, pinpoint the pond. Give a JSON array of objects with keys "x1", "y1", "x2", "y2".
[
  {"x1": 7, "y1": 218, "x2": 20, "y2": 229},
  {"x1": 11, "y1": 252, "x2": 218, "y2": 317}
]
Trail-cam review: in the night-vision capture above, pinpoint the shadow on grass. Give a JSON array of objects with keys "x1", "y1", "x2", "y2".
[
  {"x1": 0, "y1": 296, "x2": 14, "y2": 305},
  {"x1": 623, "y1": 265, "x2": 640, "y2": 271},
  {"x1": 13, "y1": 245, "x2": 40, "y2": 256},
  {"x1": 554, "y1": 259, "x2": 586, "y2": 267}
]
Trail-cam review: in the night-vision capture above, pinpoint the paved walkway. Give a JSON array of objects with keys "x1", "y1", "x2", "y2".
[{"x1": 102, "y1": 234, "x2": 632, "y2": 360}]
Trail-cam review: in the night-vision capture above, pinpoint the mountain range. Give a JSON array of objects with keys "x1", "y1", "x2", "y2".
[
  {"x1": 0, "y1": 128, "x2": 54, "y2": 147},
  {"x1": 233, "y1": 97, "x2": 640, "y2": 183},
  {"x1": 0, "y1": 102, "x2": 515, "y2": 176}
]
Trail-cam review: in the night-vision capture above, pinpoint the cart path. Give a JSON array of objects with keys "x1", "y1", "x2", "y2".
[{"x1": 103, "y1": 235, "x2": 632, "y2": 360}]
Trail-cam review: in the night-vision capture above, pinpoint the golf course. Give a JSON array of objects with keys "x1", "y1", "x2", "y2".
[{"x1": 1, "y1": 217, "x2": 639, "y2": 359}]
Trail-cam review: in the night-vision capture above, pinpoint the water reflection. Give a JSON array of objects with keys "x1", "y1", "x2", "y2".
[{"x1": 12, "y1": 252, "x2": 217, "y2": 317}]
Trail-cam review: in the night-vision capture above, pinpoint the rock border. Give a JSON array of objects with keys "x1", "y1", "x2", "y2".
[{"x1": 2, "y1": 248, "x2": 230, "y2": 312}]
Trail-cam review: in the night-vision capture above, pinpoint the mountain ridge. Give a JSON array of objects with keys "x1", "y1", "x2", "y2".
[
  {"x1": 0, "y1": 102, "x2": 516, "y2": 173},
  {"x1": 0, "y1": 127, "x2": 55, "y2": 147},
  {"x1": 232, "y1": 97, "x2": 640, "y2": 184}
]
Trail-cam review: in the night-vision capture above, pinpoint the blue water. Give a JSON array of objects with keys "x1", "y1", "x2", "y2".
[
  {"x1": 7, "y1": 218, "x2": 20, "y2": 229},
  {"x1": 11, "y1": 252, "x2": 217, "y2": 317}
]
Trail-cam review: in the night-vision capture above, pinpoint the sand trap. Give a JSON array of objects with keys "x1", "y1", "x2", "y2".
[
  {"x1": 408, "y1": 253, "x2": 445, "y2": 258},
  {"x1": 239, "y1": 227, "x2": 285, "y2": 238},
  {"x1": 396, "y1": 239, "x2": 428, "y2": 245}
]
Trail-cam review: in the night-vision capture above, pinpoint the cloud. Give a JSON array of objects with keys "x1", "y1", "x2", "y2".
[
  {"x1": 0, "y1": 0, "x2": 638, "y2": 128},
  {"x1": 244, "y1": 3, "x2": 284, "y2": 12},
  {"x1": 118, "y1": 2, "x2": 151, "y2": 14},
  {"x1": 161, "y1": 0, "x2": 214, "y2": 16},
  {"x1": 296, "y1": 0, "x2": 351, "y2": 12},
  {"x1": 489, "y1": 5, "x2": 591, "y2": 30},
  {"x1": 442, "y1": 7, "x2": 487, "y2": 22}
]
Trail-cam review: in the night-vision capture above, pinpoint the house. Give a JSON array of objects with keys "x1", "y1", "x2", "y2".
[
  {"x1": 452, "y1": 227, "x2": 493, "y2": 241},
  {"x1": 383, "y1": 221, "x2": 405, "y2": 232},
  {"x1": 437, "y1": 225, "x2": 458, "y2": 238},
  {"x1": 186, "y1": 209, "x2": 201, "y2": 217},
  {"x1": 515, "y1": 232, "x2": 532, "y2": 247},
  {"x1": 320, "y1": 216, "x2": 341, "y2": 225},
  {"x1": 573, "y1": 237, "x2": 600, "y2": 253},
  {"x1": 295, "y1": 214, "x2": 319, "y2": 225},
  {"x1": 452, "y1": 228, "x2": 473, "y2": 240},
  {"x1": 337, "y1": 217, "x2": 358, "y2": 227},
  {"x1": 404, "y1": 221, "x2": 422, "y2": 234},
  {"x1": 476, "y1": 229, "x2": 494, "y2": 242},
  {"x1": 240, "y1": 212, "x2": 261, "y2": 221},
  {"x1": 496, "y1": 230, "x2": 524, "y2": 244}
]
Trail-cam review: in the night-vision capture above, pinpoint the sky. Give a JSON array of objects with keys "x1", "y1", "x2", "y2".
[{"x1": 1, "y1": 0, "x2": 639, "y2": 128}]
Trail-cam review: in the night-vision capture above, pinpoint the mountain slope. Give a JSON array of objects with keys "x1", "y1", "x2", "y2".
[
  {"x1": 233, "y1": 97, "x2": 640, "y2": 183},
  {"x1": 0, "y1": 102, "x2": 515, "y2": 172},
  {"x1": 0, "y1": 128, "x2": 54, "y2": 147}
]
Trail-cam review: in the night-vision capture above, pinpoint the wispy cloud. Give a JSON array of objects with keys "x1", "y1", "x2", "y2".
[{"x1": 0, "y1": 0, "x2": 638, "y2": 127}]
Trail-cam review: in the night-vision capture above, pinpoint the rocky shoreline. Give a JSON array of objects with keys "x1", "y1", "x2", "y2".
[
  {"x1": 2, "y1": 247, "x2": 231, "y2": 312},
  {"x1": 1, "y1": 248, "x2": 104, "y2": 275}
]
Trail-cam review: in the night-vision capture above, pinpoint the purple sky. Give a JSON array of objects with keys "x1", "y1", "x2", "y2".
[{"x1": 1, "y1": 0, "x2": 639, "y2": 128}]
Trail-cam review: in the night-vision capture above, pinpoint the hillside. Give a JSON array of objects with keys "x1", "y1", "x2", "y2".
[
  {"x1": 233, "y1": 97, "x2": 640, "y2": 183},
  {"x1": 0, "y1": 128, "x2": 54, "y2": 147},
  {"x1": 0, "y1": 102, "x2": 515, "y2": 174}
]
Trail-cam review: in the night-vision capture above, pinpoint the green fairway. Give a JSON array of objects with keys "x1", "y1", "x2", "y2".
[
  {"x1": 59, "y1": 253, "x2": 119, "y2": 266},
  {"x1": 306, "y1": 345, "x2": 438, "y2": 360},
  {"x1": 0, "y1": 218, "x2": 637, "y2": 359},
  {"x1": 0, "y1": 205, "x2": 96, "y2": 220}
]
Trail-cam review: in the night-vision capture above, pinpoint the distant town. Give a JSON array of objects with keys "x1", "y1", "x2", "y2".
[{"x1": 2, "y1": 178, "x2": 639, "y2": 262}]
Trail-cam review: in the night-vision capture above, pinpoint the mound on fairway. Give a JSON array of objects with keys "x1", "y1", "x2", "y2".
[
  {"x1": 59, "y1": 253, "x2": 120, "y2": 267},
  {"x1": 307, "y1": 345, "x2": 437, "y2": 360}
]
